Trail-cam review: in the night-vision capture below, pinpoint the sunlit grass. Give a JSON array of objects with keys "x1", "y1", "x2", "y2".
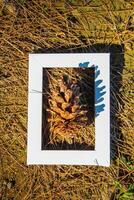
[{"x1": 0, "y1": 0, "x2": 134, "y2": 199}]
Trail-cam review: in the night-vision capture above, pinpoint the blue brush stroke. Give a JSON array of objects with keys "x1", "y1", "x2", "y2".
[
  {"x1": 95, "y1": 69, "x2": 100, "y2": 79},
  {"x1": 79, "y1": 62, "x2": 106, "y2": 117},
  {"x1": 79, "y1": 62, "x2": 89, "y2": 68},
  {"x1": 95, "y1": 104, "x2": 105, "y2": 117},
  {"x1": 94, "y1": 66, "x2": 106, "y2": 117}
]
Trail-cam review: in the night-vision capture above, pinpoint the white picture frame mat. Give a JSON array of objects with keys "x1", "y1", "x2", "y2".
[{"x1": 28, "y1": 53, "x2": 110, "y2": 166}]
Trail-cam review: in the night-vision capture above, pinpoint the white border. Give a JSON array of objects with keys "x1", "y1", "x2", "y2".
[{"x1": 28, "y1": 53, "x2": 110, "y2": 166}]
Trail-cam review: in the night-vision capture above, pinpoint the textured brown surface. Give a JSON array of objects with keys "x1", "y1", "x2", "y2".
[
  {"x1": 42, "y1": 68, "x2": 94, "y2": 148},
  {"x1": 0, "y1": 0, "x2": 134, "y2": 199}
]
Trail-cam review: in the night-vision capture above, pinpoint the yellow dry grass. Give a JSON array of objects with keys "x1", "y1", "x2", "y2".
[{"x1": 0, "y1": 0, "x2": 134, "y2": 199}]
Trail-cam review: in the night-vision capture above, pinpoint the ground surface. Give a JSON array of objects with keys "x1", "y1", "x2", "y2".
[{"x1": 0, "y1": 0, "x2": 134, "y2": 199}]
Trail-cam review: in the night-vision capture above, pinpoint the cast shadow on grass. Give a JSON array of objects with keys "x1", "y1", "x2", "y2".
[{"x1": 35, "y1": 44, "x2": 125, "y2": 156}]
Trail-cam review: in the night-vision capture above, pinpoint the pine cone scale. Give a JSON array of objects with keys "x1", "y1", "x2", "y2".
[{"x1": 47, "y1": 76, "x2": 88, "y2": 143}]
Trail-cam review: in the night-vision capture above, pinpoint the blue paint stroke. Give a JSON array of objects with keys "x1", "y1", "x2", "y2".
[
  {"x1": 79, "y1": 62, "x2": 89, "y2": 68},
  {"x1": 79, "y1": 62, "x2": 106, "y2": 117},
  {"x1": 94, "y1": 66, "x2": 106, "y2": 117}
]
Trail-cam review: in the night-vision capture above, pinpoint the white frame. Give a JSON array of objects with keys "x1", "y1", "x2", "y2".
[{"x1": 28, "y1": 53, "x2": 110, "y2": 166}]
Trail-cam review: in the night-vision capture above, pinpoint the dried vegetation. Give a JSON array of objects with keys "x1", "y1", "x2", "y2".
[{"x1": 0, "y1": 0, "x2": 134, "y2": 199}]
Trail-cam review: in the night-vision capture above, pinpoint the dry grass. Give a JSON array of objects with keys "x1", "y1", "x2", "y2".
[{"x1": 0, "y1": 0, "x2": 134, "y2": 199}]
